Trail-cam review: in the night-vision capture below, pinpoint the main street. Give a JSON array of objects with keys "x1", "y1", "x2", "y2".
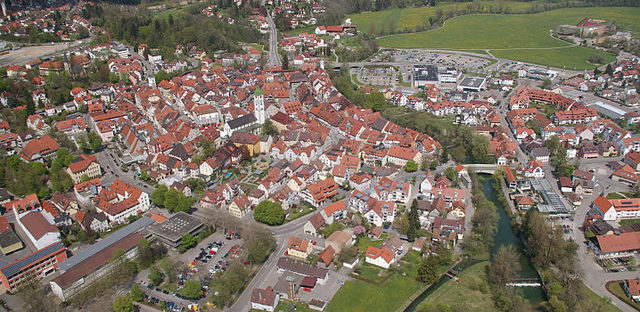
[
  {"x1": 228, "y1": 212, "x2": 315, "y2": 312},
  {"x1": 95, "y1": 148, "x2": 153, "y2": 192},
  {"x1": 265, "y1": 11, "x2": 282, "y2": 68},
  {"x1": 569, "y1": 158, "x2": 639, "y2": 312}
]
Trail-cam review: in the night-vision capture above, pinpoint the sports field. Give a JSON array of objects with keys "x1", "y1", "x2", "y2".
[{"x1": 348, "y1": 1, "x2": 535, "y2": 35}]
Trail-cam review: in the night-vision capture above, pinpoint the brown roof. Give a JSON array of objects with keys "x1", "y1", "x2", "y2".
[
  {"x1": 250, "y1": 286, "x2": 277, "y2": 306},
  {"x1": 308, "y1": 212, "x2": 325, "y2": 230},
  {"x1": 19, "y1": 210, "x2": 57, "y2": 240},
  {"x1": 287, "y1": 236, "x2": 310, "y2": 253},
  {"x1": 51, "y1": 232, "x2": 143, "y2": 288},
  {"x1": 18, "y1": 135, "x2": 59, "y2": 161},
  {"x1": 68, "y1": 154, "x2": 98, "y2": 173},
  {"x1": 596, "y1": 231, "x2": 640, "y2": 253},
  {"x1": 318, "y1": 245, "x2": 334, "y2": 266},
  {"x1": 326, "y1": 230, "x2": 351, "y2": 245}
]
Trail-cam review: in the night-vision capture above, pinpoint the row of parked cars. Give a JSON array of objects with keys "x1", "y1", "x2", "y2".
[
  {"x1": 144, "y1": 292, "x2": 187, "y2": 312},
  {"x1": 194, "y1": 241, "x2": 224, "y2": 265}
]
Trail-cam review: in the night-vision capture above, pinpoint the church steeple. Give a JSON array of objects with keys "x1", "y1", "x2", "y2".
[{"x1": 254, "y1": 86, "x2": 265, "y2": 124}]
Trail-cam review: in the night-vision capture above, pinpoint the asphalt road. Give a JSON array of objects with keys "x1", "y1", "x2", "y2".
[
  {"x1": 95, "y1": 149, "x2": 153, "y2": 192},
  {"x1": 228, "y1": 212, "x2": 316, "y2": 311},
  {"x1": 265, "y1": 11, "x2": 282, "y2": 68},
  {"x1": 570, "y1": 159, "x2": 638, "y2": 312}
]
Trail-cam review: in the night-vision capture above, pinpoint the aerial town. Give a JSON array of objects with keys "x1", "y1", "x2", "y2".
[{"x1": 0, "y1": 0, "x2": 639, "y2": 312}]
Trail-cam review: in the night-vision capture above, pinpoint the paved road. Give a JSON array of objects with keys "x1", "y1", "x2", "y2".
[
  {"x1": 228, "y1": 211, "x2": 317, "y2": 311},
  {"x1": 570, "y1": 159, "x2": 637, "y2": 312},
  {"x1": 0, "y1": 41, "x2": 81, "y2": 66},
  {"x1": 265, "y1": 11, "x2": 282, "y2": 68},
  {"x1": 95, "y1": 149, "x2": 153, "y2": 192}
]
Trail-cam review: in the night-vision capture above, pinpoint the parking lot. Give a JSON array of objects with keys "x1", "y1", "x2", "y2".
[
  {"x1": 136, "y1": 232, "x2": 244, "y2": 311},
  {"x1": 356, "y1": 66, "x2": 399, "y2": 86},
  {"x1": 392, "y1": 50, "x2": 492, "y2": 70}
]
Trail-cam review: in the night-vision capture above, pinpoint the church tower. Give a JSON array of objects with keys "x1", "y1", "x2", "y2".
[{"x1": 254, "y1": 86, "x2": 265, "y2": 124}]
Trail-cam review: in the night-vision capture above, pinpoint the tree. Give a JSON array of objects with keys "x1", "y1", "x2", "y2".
[
  {"x1": 353, "y1": 225, "x2": 366, "y2": 236},
  {"x1": 244, "y1": 227, "x2": 276, "y2": 263},
  {"x1": 163, "y1": 188, "x2": 181, "y2": 211},
  {"x1": 544, "y1": 295, "x2": 569, "y2": 312},
  {"x1": 444, "y1": 167, "x2": 456, "y2": 181},
  {"x1": 282, "y1": 53, "x2": 289, "y2": 70},
  {"x1": 261, "y1": 119, "x2": 278, "y2": 136},
  {"x1": 417, "y1": 255, "x2": 439, "y2": 284},
  {"x1": 407, "y1": 201, "x2": 420, "y2": 242},
  {"x1": 253, "y1": 200, "x2": 286, "y2": 226},
  {"x1": 87, "y1": 131, "x2": 102, "y2": 151},
  {"x1": 588, "y1": 53, "x2": 604, "y2": 65},
  {"x1": 337, "y1": 245, "x2": 357, "y2": 264},
  {"x1": 488, "y1": 245, "x2": 521, "y2": 285},
  {"x1": 129, "y1": 284, "x2": 144, "y2": 302},
  {"x1": 404, "y1": 160, "x2": 418, "y2": 172},
  {"x1": 151, "y1": 185, "x2": 168, "y2": 206},
  {"x1": 148, "y1": 265, "x2": 163, "y2": 286},
  {"x1": 180, "y1": 281, "x2": 203, "y2": 299},
  {"x1": 542, "y1": 78, "x2": 552, "y2": 89},
  {"x1": 112, "y1": 295, "x2": 133, "y2": 312},
  {"x1": 605, "y1": 63, "x2": 613, "y2": 76},
  {"x1": 181, "y1": 233, "x2": 197, "y2": 249}
]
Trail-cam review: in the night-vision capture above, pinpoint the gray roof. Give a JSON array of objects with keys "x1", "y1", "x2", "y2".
[
  {"x1": 413, "y1": 65, "x2": 438, "y2": 83},
  {"x1": 58, "y1": 216, "x2": 154, "y2": 271},
  {"x1": 228, "y1": 114, "x2": 257, "y2": 130},
  {"x1": 147, "y1": 212, "x2": 203, "y2": 243},
  {"x1": 0, "y1": 230, "x2": 22, "y2": 249},
  {"x1": 458, "y1": 77, "x2": 486, "y2": 89},
  {"x1": 1, "y1": 242, "x2": 65, "y2": 277}
]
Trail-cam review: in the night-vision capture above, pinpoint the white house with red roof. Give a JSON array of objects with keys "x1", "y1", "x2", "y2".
[
  {"x1": 518, "y1": 160, "x2": 544, "y2": 178},
  {"x1": 372, "y1": 177, "x2": 412, "y2": 204},
  {"x1": 365, "y1": 245, "x2": 395, "y2": 269},
  {"x1": 320, "y1": 200, "x2": 347, "y2": 224},
  {"x1": 94, "y1": 180, "x2": 150, "y2": 224},
  {"x1": 15, "y1": 209, "x2": 61, "y2": 250},
  {"x1": 363, "y1": 201, "x2": 396, "y2": 227}
]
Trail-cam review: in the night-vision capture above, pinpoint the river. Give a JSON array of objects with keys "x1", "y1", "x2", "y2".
[{"x1": 404, "y1": 174, "x2": 544, "y2": 312}]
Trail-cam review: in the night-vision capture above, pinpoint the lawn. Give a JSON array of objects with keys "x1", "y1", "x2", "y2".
[
  {"x1": 355, "y1": 233, "x2": 388, "y2": 253},
  {"x1": 619, "y1": 219, "x2": 640, "y2": 227},
  {"x1": 326, "y1": 272, "x2": 422, "y2": 312},
  {"x1": 606, "y1": 192, "x2": 626, "y2": 200},
  {"x1": 326, "y1": 251, "x2": 424, "y2": 312},
  {"x1": 417, "y1": 261, "x2": 495, "y2": 312},
  {"x1": 271, "y1": 299, "x2": 317, "y2": 312},
  {"x1": 353, "y1": 264, "x2": 393, "y2": 284},
  {"x1": 490, "y1": 46, "x2": 616, "y2": 70},
  {"x1": 375, "y1": 6, "x2": 640, "y2": 69},
  {"x1": 286, "y1": 204, "x2": 315, "y2": 221},
  {"x1": 606, "y1": 281, "x2": 640, "y2": 311},
  {"x1": 348, "y1": 1, "x2": 535, "y2": 35},
  {"x1": 285, "y1": 25, "x2": 316, "y2": 35}
]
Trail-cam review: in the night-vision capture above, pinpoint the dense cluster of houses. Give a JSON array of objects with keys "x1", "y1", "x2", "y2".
[{"x1": 0, "y1": 1, "x2": 101, "y2": 41}]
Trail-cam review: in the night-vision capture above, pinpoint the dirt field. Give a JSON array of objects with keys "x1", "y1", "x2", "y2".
[{"x1": 0, "y1": 42, "x2": 78, "y2": 66}]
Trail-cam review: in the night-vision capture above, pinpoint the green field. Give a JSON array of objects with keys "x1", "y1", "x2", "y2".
[
  {"x1": 378, "y1": 7, "x2": 640, "y2": 49},
  {"x1": 348, "y1": 1, "x2": 536, "y2": 35},
  {"x1": 416, "y1": 261, "x2": 495, "y2": 311},
  {"x1": 326, "y1": 251, "x2": 424, "y2": 312},
  {"x1": 490, "y1": 46, "x2": 616, "y2": 70}
]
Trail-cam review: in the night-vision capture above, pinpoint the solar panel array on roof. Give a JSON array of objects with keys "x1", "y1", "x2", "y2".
[
  {"x1": 1, "y1": 242, "x2": 64, "y2": 277},
  {"x1": 58, "y1": 216, "x2": 154, "y2": 271}
]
